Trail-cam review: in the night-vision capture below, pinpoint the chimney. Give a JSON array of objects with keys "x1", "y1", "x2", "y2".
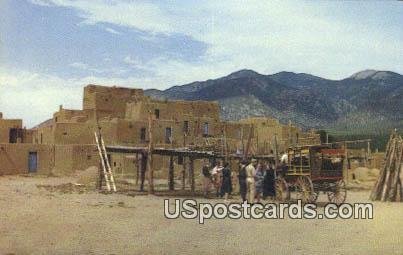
[
  {"x1": 59, "y1": 105, "x2": 63, "y2": 111},
  {"x1": 0, "y1": 112, "x2": 2, "y2": 119}
]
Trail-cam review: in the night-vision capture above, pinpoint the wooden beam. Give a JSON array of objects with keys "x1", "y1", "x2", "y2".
[{"x1": 169, "y1": 155, "x2": 175, "y2": 191}]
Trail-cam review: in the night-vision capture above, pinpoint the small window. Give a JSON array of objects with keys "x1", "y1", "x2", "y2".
[
  {"x1": 154, "y1": 109, "x2": 160, "y2": 119},
  {"x1": 183, "y1": 121, "x2": 189, "y2": 133},
  {"x1": 140, "y1": 128, "x2": 146, "y2": 142},
  {"x1": 203, "y1": 122, "x2": 209, "y2": 137},
  {"x1": 165, "y1": 127, "x2": 172, "y2": 144},
  {"x1": 63, "y1": 132, "x2": 67, "y2": 135},
  {"x1": 87, "y1": 155, "x2": 92, "y2": 160},
  {"x1": 55, "y1": 117, "x2": 58, "y2": 122},
  {"x1": 114, "y1": 162, "x2": 116, "y2": 167}
]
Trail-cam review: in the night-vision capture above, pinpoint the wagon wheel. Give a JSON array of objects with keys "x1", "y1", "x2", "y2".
[
  {"x1": 275, "y1": 177, "x2": 290, "y2": 201},
  {"x1": 327, "y1": 180, "x2": 347, "y2": 204},
  {"x1": 296, "y1": 176, "x2": 315, "y2": 203}
]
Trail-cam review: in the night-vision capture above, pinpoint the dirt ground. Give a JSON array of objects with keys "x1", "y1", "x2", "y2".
[{"x1": 0, "y1": 175, "x2": 402, "y2": 255}]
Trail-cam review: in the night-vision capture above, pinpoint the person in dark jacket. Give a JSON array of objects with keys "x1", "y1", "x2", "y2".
[
  {"x1": 220, "y1": 162, "x2": 232, "y2": 201},
  {"x1": 238, "y1": 160, "x2": 248, "y2": 202},
  {"x1": 254, "y1": 161, "x2": 265, "y2": 203},
  {"x1": 202, "y1": 161, "x2": 212, "y2": 198},
  {"x1": 263, "y1": 161, "x2": 276, "y2": 200}
]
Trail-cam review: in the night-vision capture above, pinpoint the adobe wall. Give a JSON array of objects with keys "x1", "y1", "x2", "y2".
[
  {"x1": 238, "y1": 117, "x2": 320, "y2": 153},
  {"x1": 54, "y1": 144, "x2": 99, "y2": 175},
  {"x1": 0, "y1": 143, "x2": 54, "y2": 175},
  {"x1": 33, "y1": 124, "x2": 55, "y2": 144},
  {"x1": 38, "y1": 119, "x2": 120, "y2": 145},
  {"x1": 53, "y1": 106, "x2": 91, "y2": 123},
  {"x1": 83, "y1": 85, "x2": 144, "y2": 119},
  {"x1": 126, "y1": 99, "x2": 220, "y2": 122},
  {"x1": 0, "y1": 118, "x2": 23, "y2": 143}
]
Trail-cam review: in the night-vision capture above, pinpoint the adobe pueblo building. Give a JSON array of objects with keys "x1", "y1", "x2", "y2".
[{"x1": 0, "y1": 84, "x2": 320, "y2": 183}]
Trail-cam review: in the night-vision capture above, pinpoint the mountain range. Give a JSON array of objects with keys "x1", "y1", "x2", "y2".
[{"x1": 145, "y1": 69, "x2": 403, "y2": 135}]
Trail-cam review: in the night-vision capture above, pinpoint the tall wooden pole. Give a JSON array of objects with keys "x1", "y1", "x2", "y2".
[
  {"x1": 381, "y1": 140, "x2": 397, "y2": 201},
  {"x1": 189, "y1": 157, "x2": 195, "y2": 194},
  {"x1": 135, "y1": 153, "x2": 139, "y2": 185},
  {"x1": 140, "y1": 153, "x2": 147, "y2": 191},
  {"x1": 274, "y1": 134, "x2": 279, "y2": 167},
  {"x1": 243, "y1": 124, "x2": 254, "y2": 160},
  {"x1": 147, "y1": 111, "x2": 154, "y2": 194},
  {"x1": 182, "y1": 157, "x2": 186, "y2": 190},
  {"x1": 223, "y1": 125, "x2": 229, "y2": 162},
  {"x1": 168, "y1": 155, "x2": 175, "y2": 191},
  {"x1": 241, "y1": 127, "x2": 245, "y2": 155}
]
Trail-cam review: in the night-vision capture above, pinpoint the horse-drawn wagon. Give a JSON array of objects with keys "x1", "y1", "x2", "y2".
[{"x1": 275, "y1": 144, "x2": 347, "y2": 204}]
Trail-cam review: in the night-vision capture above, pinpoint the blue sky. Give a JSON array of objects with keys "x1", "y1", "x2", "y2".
[{"x1": 0, "y1": 0, "x2": 402, "y2": 127}]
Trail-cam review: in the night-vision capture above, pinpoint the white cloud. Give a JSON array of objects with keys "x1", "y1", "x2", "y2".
[
  {"x1": 28, "y1": 0, "x2": 55, "y2": 6},
  {"x1": 69, "y1": 62, "x2": 88, "y2": 70},
  {"x1": 3, "y1": 1, "x2": 401, "y2": 128},
  {"x1": 0, "y1": 68, "x2": 81, "y2": 127},
  {"x1": 0, "y1": 66, "x2": 189, "y2": 127},
  {"x1": 105, "y1": 27, "x2": 121, "y2": 35},
  {"x1": 29, "y1": 0, "x2": 403, "y2": 80}
]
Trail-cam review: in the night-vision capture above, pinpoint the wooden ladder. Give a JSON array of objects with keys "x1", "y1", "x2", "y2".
[{"x1": 94, "y1": 132, "x2": 117, "y2": 192}]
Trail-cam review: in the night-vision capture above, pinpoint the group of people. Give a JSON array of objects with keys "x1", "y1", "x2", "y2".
[{"x1": 201, "y1": 158, "x2": 277, "y2": 203}]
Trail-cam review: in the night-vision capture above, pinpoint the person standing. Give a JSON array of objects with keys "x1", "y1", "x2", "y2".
[
  {"x1": 254, "y1": 161, "x2": 265, "y2": 203},
  {"x1": 238, "y1": 160, "x2": 248, "y2": 202},
  {"x1": 202, "y1": 162, "x2": 212, "y2": 198},
  {"x1": 211, "y1": 161, "x2": 223, "y2": 197},
  {"x1": 245, "y1": 159, "x2": 257, "y2": 203},
  {"x1": 220, "y1": 162, "x2": 232, "y2": 201},
  {"x1": 280, "y1": 151, "x2": 288, "y2": 177},
  {"x1": 263, "y1": 161, "x2": 276, "y2": 200}
]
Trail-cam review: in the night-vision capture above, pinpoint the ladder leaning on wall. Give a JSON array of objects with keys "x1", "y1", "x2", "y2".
[{"x1": 94, "y1": 131, "x2": 117, "y2": 192}]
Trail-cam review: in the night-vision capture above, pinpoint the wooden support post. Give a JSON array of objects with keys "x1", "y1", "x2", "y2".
[
  {"x1": 182, "y1": 157, "x2": 186, "y2": 190},
  {"x1": 140, "y1": 153, "x2": 147, "y2": 191},
  {"x1": 243, "y1": 124, "x2": 253, "y2": 160},
  {"x1": 135, "y1": 153, "x2": 139, "y2": 185},
  {"x1": 223, "y1": 125, "x2": 229, "y2": 162},
  {"x1": 274, "y1": 134, "x2": 279, "y2": 167},
  {"x1": 389, "y1": 143, "x2": 402, "y2": 201},
  {"x1": 147, "y1": 111, "x2": 154, "y2": 195},
  {"x1": 381, "y1": 140, "x2": 397, "y2": 201},
  {"x1": 189, "y1": 157, "x2": 195, "y2": 194},
  {"x1": 241, "y1": 127, "x2": 244, "y2": 155},
  {"x1": 169, "y1": 155, "x2": 175, "y2": 191}
]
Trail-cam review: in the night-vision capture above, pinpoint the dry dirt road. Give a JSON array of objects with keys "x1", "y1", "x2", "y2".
[{"x1": 0, "y1": 175, "x2": 402, "y2": 255}]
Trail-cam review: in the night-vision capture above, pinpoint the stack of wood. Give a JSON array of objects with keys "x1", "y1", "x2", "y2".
[{"x1": 370, "y1": 131, "x2": 403, "y2": 202}]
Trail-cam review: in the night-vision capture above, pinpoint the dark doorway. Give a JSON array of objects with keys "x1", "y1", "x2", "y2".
[
  {"x1": 154, "y1": 109, "x2": 160, "y2": 119},
  {"x1": 9, "y1": 128, "x2": 22, "y2": 143},
  {"x1": 28, "y1": 152, "x2": 38, "y2": 173}
]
